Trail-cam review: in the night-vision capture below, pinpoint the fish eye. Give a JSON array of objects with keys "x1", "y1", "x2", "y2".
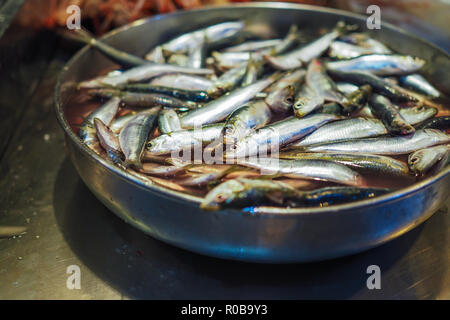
[
  {"x1": 410, "y1": 157, "x2": 419, "y2": 163},
  {"x1": 285, "y1": 96, "x2": 294, "y2": 103}
]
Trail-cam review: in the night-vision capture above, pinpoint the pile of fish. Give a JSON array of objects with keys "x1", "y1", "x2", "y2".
[{"x1": 75, "y1": 21, "x2": 450, "y2": 211}]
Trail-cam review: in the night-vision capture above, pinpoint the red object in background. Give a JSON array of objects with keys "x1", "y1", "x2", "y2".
[{"x1": 15, "y1": 0, "x2": 329, "y2": 35}]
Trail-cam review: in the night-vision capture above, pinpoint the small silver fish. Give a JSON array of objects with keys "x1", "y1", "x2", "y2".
[
  {"x1": 304, "y1": 129, "x2": 450, "y2": 155},
  {"x1": 150, "y1": 74, "x2": 213, "y2": 91},
  {"x1": 408, "y1": 145, "x2": 450, "y2": 175},
  {"x1": 328, "y1": 41, "x2": 374, "y2": 59},
  {"x1": 224, "y1": 39, "x2": 283, "y2": 52},
  {"x1": 158, "y1": 109, "x2": 182, "y2": 134},
  {"x1": 119, "y1": 107, "x2": 160, "y2": 168},
  {"x1": 265, "y1": 69, "x2": 305, "y2": 114},
  {"x1": 326, "y1": 54, "x2": 425, "y2": 76},
  {"x1": 399, "y1": 74, "x2": 441, "y2": 98}
]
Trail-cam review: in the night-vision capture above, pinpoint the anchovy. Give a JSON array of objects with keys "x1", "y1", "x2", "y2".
[
  {"x1": 139, "y1": 162, "x2": 187, "y2": 176},
  {"x1": 369, "y1": 94, "x2": 415, "y2": 135},
  {"x1": 177, "y1": 166, "x2": 236, "y2": 187},
  {"x1": 408, "y1": 145, "x2": 450, "y2": 175},
  {"x1": 93, "y1": 118, "x2": 123, "y2": 164},
  {"x1": 200, "y1": 178, "x2": 300, "y2": 210},
  {"x1": 416, "y1": 116, "x2": 450, "y2": 130},
  {"x1": 328, "y1": 41, "x2": 374, "y2": 59},
  {"x1": 398, "y1": 105, "x2": 437, "y2": 125},
  {"x1": 341, "y1": 84, "x2": 372, "y2": 114},
  {"x1": 304, "y1": 129, "x2": 450, "y2": 155},
  {"x1": 328, "y1": 69, "x2": 417, "y2": 101},
  {"x1": 119, "y1": 84, "x2": 210, "y2": 102},
  {"x1": 265, "y1": 22, "x2": 346, "y2": 70},
  {"x1": 212, "y1": 51, "x2": 252, "y2": 70},
  {"x1": 340, "y1": 33, "x2": 392, "y2": 54},
  {"x1": 327, "y1": 54, "x2": 425, "y2": 76},
  {"x1": 265, "y1": 69, "x2": 305, "y2": 113},
  {"x1": 293, "y1": 85, "x2": 324, "y2": 118},
  {"x1": 399, "y1": 74, "x2": 441, "y2": 98},
  {"x1": 119, "y1": 107, "x2": 160, "y2": 168},
  {"x1": 180, "y1": 73, "x2": 280, "y2": 129},
  {"x1": 223, "y1": 100, "x2": 272, "y2": 145},
  {"x1": 241, "y1": 56, "x2": 264, "y2": 87},
  {"x1": 158, "y1": 108, "x2": 182, "y2": 134},
  {"x1": 224, "y1": 39, "x2": 283, "y2": 52},
  {"x1": 305, "y1": 59, "x2": 347, "y2": 103},
  {"x1": 290, "y1": 118, "x2": 387, "y2": 147},
  {"x1": 336, "y1": 82, "x2": 359, "y2": 95},
  {"x1": 79, "y1": 63, "x2": 213, "y2": 88},
  {"x1": 88, "y1": 88, "x2": 198, "y2": 109},
  {"x1": 279, "y1": 151, "x2": 409, "y2": 176},
  {"x1": 79, "y1": 97, "x2": 121, "y2": 151},
  {"x1": 186, "y1": 39, "x2": 206, "y2": 69},
  {"x1": 150, "y1": 74, "x2": 213, "y2": 91},
  {"x1": 207, "y1": 63, "x2": 248, "y2": 96},
  {"x1": 226, "y1": 113, "x2": 339, "y2": 158},
  {"x1": 167, "y1": 53, "x2": 189, "y2": 66},
  {"x1": 240, "y1": 157, "x2": 362, "y2": 186},
  {"x1": 146, "y1": 123, "x2": 224, "y2": 155},
  {"x1": 155, "y1": 21, "x2": 245, "y2": 54},
  {"x1": 72, "y1": 29, "x2": 148, "y2": 68}
]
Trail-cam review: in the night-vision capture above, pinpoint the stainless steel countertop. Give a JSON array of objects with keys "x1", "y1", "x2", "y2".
[{"x1": 0, "y1": 29, "x2": 449, "y2": 300}]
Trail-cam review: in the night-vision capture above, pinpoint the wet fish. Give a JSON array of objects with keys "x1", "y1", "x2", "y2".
[
  {"x1": 200, "y1": 178, "x2": 300, "y2": 210},
  {"x1": 328, "y1": 41, "x2": 374, "y2": 59},
  {"x1": 119, "y1": 107, "x2": 160, "y2": 168},
  {"x1": 181, "y1": 73, "x2": 280, "y2": 129},
  {"x1": 326, "y1": 54, "x2": 425, "y2": 76},
  {"x1": 88, "y1": 88, "x2": 198, "y2": 109},
  {"x1": 340, "y1": 33, "x2": 392, "y2": 54},
  {"x1": 158, "y1": 109, "x2": 182, "y2": 134},
  {"x1": 110, "y1": 113, "x2": 136, "y2": 134},
  {"x1": 150, "y1": 74, "x2": 213, "y2": 91},
  {"x1": 369, "y1": 94, "x2": 415, "y2": 135},
  {"x1": 408, "y1": 145, "x2": 450, "y2": 175},
  {"x1": 416, "y1": 116, "x2": 450, "y2": 130},
  {"x1": 285, "y1": 186, "x2": 391, "y2": 207},
  {"x1": 279, "y1": 151, "x2": 409, "y2": 176},
  {"x1": 119, "y1": 84, "x2": 210, "y2": 102},
  {"x1": 398, "y1": 105, "x2": 437, "y2": 125},
  {"x1": 212, "y1": 51, "x2": 252, "y2": 70},
  {"x1": 167, "y1": 53, "x2": 189, "y2": 66},
  {"x1": 290, "y1": 117, "x2": 387, "y2": 147},
  {"x1": 226, "y1": 113, "x2": 339, "y2": 158},
  {"x1": 79, "y1": 63, "x2": 213, "y2": 88},
  {"x1": 265, "y1": 22, "x2": 348, "y2": 70},
  {"x1": 139, "y1": 162, "x2": 187, "y2": 176},
  {"x1": 303, "y1": 129, "x2": 450, "y2": 155},
  {"x1": 146, "y1": 123, "x2": 224, "y2": 155},
  {"x1": 264, "y1": 69, "x2": 305, "y2": 113},
  {"x1": 240, "y1": 157, "x2": 362, "y2": 186},
  {"x1": 223, "y1": 100, "x2": 272, "y2": 145},
  {"x1": 399, "y1": 74, "x2": 441, "y2": 98},
  {"x1": 241, "y1": 56, "x2": 264, "y2": 87},
  {"x1": 293, "y1": 85, "x2": 324, "y2": 118},
  {"x1": 207, "y1": 63, "x2": 248, "y2": 96},
  {"x1": 154, "y1": 21, "x2": 245, "y2": 54},
  {"x1": 328, "y1": 69, "x2": 417, "y2": 101},
  {"x1": 340, "y1": 84, "x2": 372, "y2": 114},
  {"x1": 336, "y1": 82, "x2": 359, "y2": 95},
  {"x1": 93, "y1": 118, "x2": 123, "y2": 164},
  {"x1": 177, "y1": 166, "x2": 236, "y2": 187},
  {"x1": 224, "y1": 39, "x2": 283, "y2": 52},
  {"x1": 186, "y1": 39, "x2": 206, "y2": 69},
  {"x1": 79, "y1": 97, "x2": 121, "y2": 151},
  {"x1": 317, "y1": 102, "x2": 344, "y2": 116}
]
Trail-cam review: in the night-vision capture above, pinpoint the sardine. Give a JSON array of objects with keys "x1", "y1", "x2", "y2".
[
  {"x1": 226, "y1": 113, "x2": 339, "y2": 158},
  {"x1": 223, "y1": 100, "x2": 272, "y2": 144},
  {"x1": 119, "y1": 107, "x2": 160, "y2": 168},
  {"x1": 110, "y1": 112, "x2": 136, "y2": 134},
  {"x1": 279, "y1": 151, "x2": 409, "y2": 176},
  {"x1": 158, "y1": 109, "x2": 182, "y2": 134},
  {"x1": 146, "y1": 123, "x2": 224, "y2": 155},
  {"x1": 340, "y1": 33, "x2": 392, "y2": 54},
  {"x1": 416, "y1": 116, "x2": 450, "y2": 130},
  {"x1": 139, "y1": 162, "x2": 187, "y2": 176},
  {"x1": 265, "y1": 22, "x2": 346, "y2": 70},
  {"x1": 264, "y1": 69, "x2": 305, "y2": 113},
  {"x1": 79, "y1": 97, "x2": 121, "y2": 151},
  {"x1": 399, "y1": 74, "x2": 441, "y2": 98},
  {"x1": 290, "y1": 118, "x2": 387, "y2": 147},
  {"x1": 200, "y1": 178, "x2": 299, "y2": 210},
  {"x1": 181, "y1": 73, "x2": 280, "y2": 129},
  {"x1": 303, "y1": 129, "x2": 450, "y2": 155},
  {"x1": 369, "y1": 94, "x2": 415, "y2": 135},
  {"x1": 150, "y1": 74, "x2": 213, "y2": 91},
  {"x1": 80, "y1": 63, "x2": 213, "y2": 88},
  {"x1": 336, "y1": 82, "x2": 359, "y2": 95},
  {"x1": 293, "y1": 85, "x2": 324, "y2": 118},
  {"x1": 328, "y1": 41, "x2": 374, "y2": 59},
  {"x1": 240, "y1": 157, "x2": 362, "y2": 186},
  {"x1": 93, "y1": 118, "x2": 123, "y2": 164},
  {"x1": 224, "y1": 39, "x2": 283, "y2": 52},
  {"x1": 119, "y1": 84, "x2": 210, "y2": 102},
  {"x1": 241, "y1": 56, "x2": 264, "y2": 87},
  {"x1": 408, "y1": 145, "x2": 450, "y2": 175},
  {"x1": 327, "y1": 54, "x2": 425, "y2": 76},
  {"x1": 207, "y1": 63, "x2": 248, "y2": 96}
]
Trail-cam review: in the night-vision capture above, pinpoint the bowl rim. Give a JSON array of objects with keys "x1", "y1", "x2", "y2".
[{"x1": 54, "y1": 2, "x2": 450, "y2": 217}]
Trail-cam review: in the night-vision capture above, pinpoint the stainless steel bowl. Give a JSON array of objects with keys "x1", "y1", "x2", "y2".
[{"x1": 55, "y1": 3, "x2": 450, "y2": 263}]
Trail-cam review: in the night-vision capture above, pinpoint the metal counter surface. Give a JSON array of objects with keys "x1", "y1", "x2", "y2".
[{"x1": 0, "y1": 34, "x2": 449, "y2": 300}]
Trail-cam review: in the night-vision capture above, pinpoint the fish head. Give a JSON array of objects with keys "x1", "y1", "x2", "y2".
[
  {"x1": 408, "y1": 150, "x2": 429, "y2": 174},
  {"x1": 200, "y1": 179, "x2": 245, "y2": 210},
  {"x1": 266, "y1": 86, "x2": 296, "y2": 113}
]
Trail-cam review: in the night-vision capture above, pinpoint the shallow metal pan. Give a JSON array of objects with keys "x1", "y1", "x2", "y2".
[{"x1": 54, "y1": 3, "x2": 450, "y2": 263}]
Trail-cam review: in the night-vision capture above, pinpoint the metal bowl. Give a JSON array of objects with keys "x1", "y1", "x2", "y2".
[{"x1": 54, "y1": 3, "x2": 450, "y2": 263}]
